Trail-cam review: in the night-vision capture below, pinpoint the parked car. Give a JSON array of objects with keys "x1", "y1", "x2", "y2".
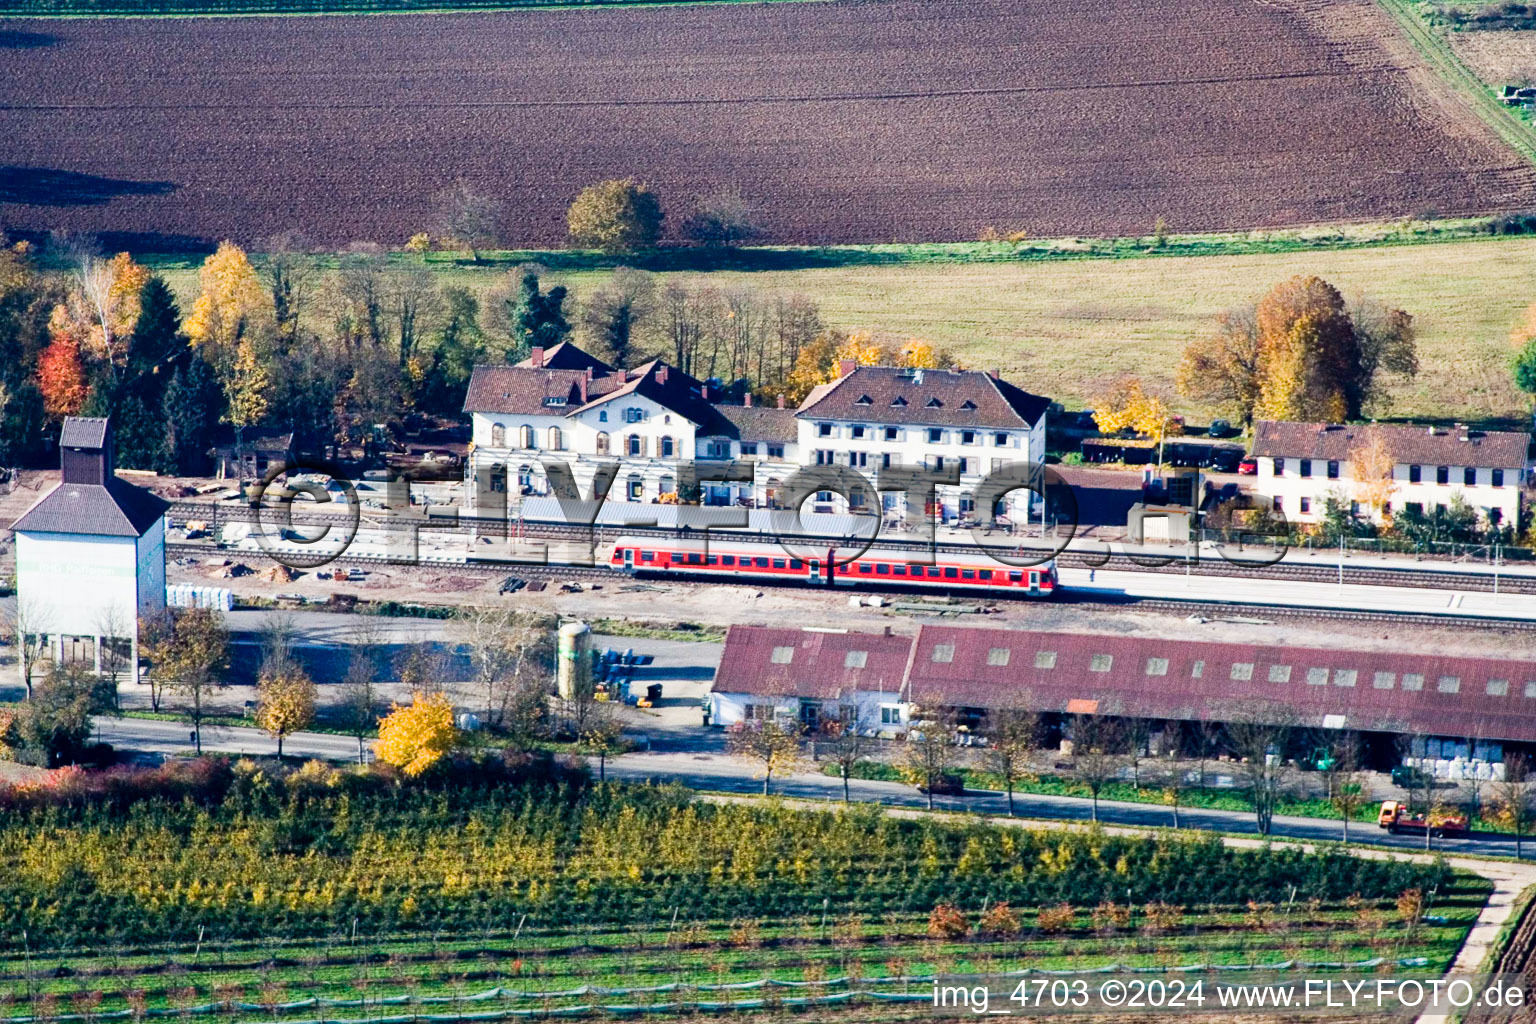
[
  {"x1": 1391, "y1": 765, "x2": 1432, "y2": 790},
  {"x1": 1237, "y1": 458, "x2": 1258, "y2": 475},
  {"x1": 1208, "y1": 419, "x2": 1235, "y2": 438},
  {"x1": 917, "y1": 772, "x2": 966, "y2": 797}
]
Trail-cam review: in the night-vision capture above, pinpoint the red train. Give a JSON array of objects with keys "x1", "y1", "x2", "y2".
[{"x1": 609, "y1": 535, "x2": 1058, "y2": 597}]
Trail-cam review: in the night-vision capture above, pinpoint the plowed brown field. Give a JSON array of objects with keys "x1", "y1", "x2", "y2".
[{"x1": 1, "y1": 0, "x2": 1534, "y2": 249}]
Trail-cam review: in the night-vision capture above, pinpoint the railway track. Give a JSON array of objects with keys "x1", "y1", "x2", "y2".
[{"x1": 168, "y1": 501, "x2": 1536, "y2": 595}]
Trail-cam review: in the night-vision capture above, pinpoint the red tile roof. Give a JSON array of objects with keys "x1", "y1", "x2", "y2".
[
  {"x1": 712, "y1": 624, "x2": 911, "y2": 701},
  {"x1": 1252, "y1": 420, "x2": 1532, "y2": 470},
  {"x1": 907, "y1": 625, "x2": 1536, "y2": 742}
]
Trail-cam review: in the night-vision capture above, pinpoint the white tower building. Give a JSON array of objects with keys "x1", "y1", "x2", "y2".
[{"x1": 12, "y1": 417, "x2": 169, "y2": 685}]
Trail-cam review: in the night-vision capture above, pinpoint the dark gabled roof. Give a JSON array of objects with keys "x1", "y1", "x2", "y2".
[
  {"x1": 712, "y1": 624, "x2": 911, "y2": 701},
  {"x1": 59, "y1": 417, "x2": 109, "y2": 449},
  {"x1": 712, "y1": 406, "x2": 798, "y2": 443},
  {"x1": 907, "y1": 625, "x2": 1536, "y2": 744},
  {"x1": 1252, "y1": 420, "x2": 1533, "y2": 470},
  {"x1": 12, "y1": 476, "x2": 169, "y2": 538},
  {"x1": 797, "y1": 366, "x2": 1049, "y2": 429},
  {"x1": 515, "y1": 342, "x2": 614, "y2": 375},
  {"x1": 463, "y1": 365, "x2": 624, "y2": 416}
]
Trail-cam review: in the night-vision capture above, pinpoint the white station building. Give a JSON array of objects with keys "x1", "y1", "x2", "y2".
[{"x1": 12, "y1": 417, "x2": 169, "y2": 683}]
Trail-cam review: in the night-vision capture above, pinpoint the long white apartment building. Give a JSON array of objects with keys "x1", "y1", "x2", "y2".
[
  {"x1": 1250, "y1": 419, "x2": 1533, "y2": 527},
  {"x1": 462, "y1": 344, "x2": 1050, "y2": 525}
]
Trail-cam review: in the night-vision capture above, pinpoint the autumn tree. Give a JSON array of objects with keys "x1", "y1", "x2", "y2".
[
  {"x1": 568, "y1": 179, "x2": 664, "y2": 253},
  {"x1": 1514, "y1": 341, "x2": 1536, "y2": 408},
  {"x1": 1176, "y1": 308, "x2": 1263, "y2": 427},
  {"x1": 726, "y1": 719, "x2": 802, "y2": 796},
  {"x1": 683, "y1": 187, "x2": 761, "y2": 248},
  {"x1": 1348, "y1": 427, "x2": 1398, "y2": 517},
  {"x1": 375, "y1": 691, "x2": 458, "y2": 776},
  {"x1": 577, "y1": 700, "x2": 625, "y2": 782},
  {"x1": 452, "y1": 606, "x2": 553, "y2": 731},
  {"x1": 222, "y1": 338, "x2": 271, "y2": 477},
  {"x1": 36, "y1": 330, "x2": 88, "y2": 419},
  {"x1": 256, "y1": 665, "x2": 316, "y2": 759},
  {"x1": 1069, "y1": 713, "x2": 1126, "y2": 822},
  {"x1": 1224, "y1": 702, "x2": 1298, "y2": 836},
  {"x1": 1492, "y1": 755, "x2": 1536, "y2": 859},
  {"x1": 14, "y1": 662, "x2": 113, "y2": 768},
  {"x1": 899, "y1": 699, "x2": 958, "y2": 810},
  {"x1": 337, "y1": 619, "x2": 386, "y2": 764},
  {"x1": 987, "y1": 707, "x2": 1039, "y2": 817},
  {"x1": 821, "y1": 711, "x2": 870, "y2": 804},
  {"x1": 430, "y1": 181, "x2": 502, "y2": 262},
  {"x1": 145, "y1": 608, "x2": 230, "y2": 755},
  {"x1": 185, "y1": 241, "x2": 273, "y2": 362},
  {"x1": 1092, "y1": 376, "x2": 1177, "y2": 463}
]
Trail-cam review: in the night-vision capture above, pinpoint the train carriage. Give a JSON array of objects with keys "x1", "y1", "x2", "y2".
[{"x1": 609, "y1": 536, "x2": 1057, "y2": 597}]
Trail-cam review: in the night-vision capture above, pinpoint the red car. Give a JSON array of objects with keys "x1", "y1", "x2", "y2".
[{"x1": 1237, "y1": 458, "x2": 1258, "y2": 475}]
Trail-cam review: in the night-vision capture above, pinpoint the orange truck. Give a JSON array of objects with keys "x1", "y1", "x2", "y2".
[{"x1": 1377, "y1": 801, "x2": 1469, "y2": 838}]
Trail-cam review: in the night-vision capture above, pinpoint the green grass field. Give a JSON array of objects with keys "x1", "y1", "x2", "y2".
[{"x1": 152, "y1": 232, "x2": 1536, "y2": 422}]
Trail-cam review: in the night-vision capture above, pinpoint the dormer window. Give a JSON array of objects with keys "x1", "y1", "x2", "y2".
[
  {"x1": 926, "y1": 398, "x2": 942, "y2": 408},
  {"x1": 960, "y1": 399, "x2": 976, "y2": 410},
  {"x1": 855, "y1": 395, "x2": 872, "y2": 406},
  {"x1": 542, "y1": 396, "x2": 567, "y2": 407},
  {"x1": 891, "y1": 396, "x2": 907, "y2": 407}
]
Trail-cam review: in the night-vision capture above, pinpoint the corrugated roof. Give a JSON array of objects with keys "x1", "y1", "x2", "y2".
[
  {"x1": 907, "y1": 625, "x2": 1536, "y2": 743},
  {"x1": 796, "y1": 366, "x2": 1049, "y2": 430},
  {"x1": 59, "y1": 417, "x2": 109, "y2": 449},
  {"x1": 12, "y1": 477, "x2": 168, "y2": 537},
  {"x1": 712, "y1": 624, "x2": 911, "y2": 701},
  {"x1": 1252, "y1": 420, "x2": 1532, "y2": 470}
]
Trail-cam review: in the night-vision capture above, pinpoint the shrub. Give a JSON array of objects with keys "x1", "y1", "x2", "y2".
[
  {"x1": 1036, "y1": 903, "x2": 1076, "y2": 934},
  {"x1": 927, "y1": 902, "x2": 968, "y2": 940},
  {"x1": 567, "y1": 179, "x2": 663, "y2": 253},
  {"x1": 978, "y1": 901, "x2": 1022, "y2": 938},
  {"x1": 1141, "y1": 901, "x2": 1184, "y2": 936},
  {"x1": 1092, "y1": 901, "x2": 1131, "y2": 936}
]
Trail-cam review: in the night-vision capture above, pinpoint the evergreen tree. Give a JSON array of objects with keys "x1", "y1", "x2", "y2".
[
  {"x1": 419, "y1": 287, "x2": 482, "y2": 416},
  {"x1": 510, "y1": 271, "x2": 570, "y2": 361},
  {"x1": 126, "y1": 276, "x2": 185, "y2": 404},
  {"x1": 164, "y1": 355, "x2": 222, "y2": 475},
  {"x1": 114, "y1": 391, "x2": 172, "y2": 472}
]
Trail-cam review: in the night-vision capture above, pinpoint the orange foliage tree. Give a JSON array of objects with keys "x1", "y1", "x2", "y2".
[
  {"x1": 374, "y1": 691, "x2": 458, "y2": 776},
  {"x1": 36, "y1": 332, "x2": 88, "y2": 418}
]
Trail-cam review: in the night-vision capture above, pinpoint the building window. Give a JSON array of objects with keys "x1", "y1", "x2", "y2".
[
  {"x1": 770, "y1": 646, "x2": 795, "y2": 664},
  {"x1": 849, "y1": 451, "x2": 868, "y2": 468},
  {"x1": 931, "y1": 644, "x2": 955, "y2": 664},
  {"x1": 987, "y1": 647, "x2": 1011, "y2": 667},
  {"x1": 1299, "y1": 498, "x2": 1311, "y2": 514},
  {"x1": 818, "y1": 423, "x2": 834, "y2": 437},
  {"x1": 927, "y1": 428, "x2": 943, "y2": 444},
  {"x1": 1409, "y1": 465, "x2": 1421, "y2": 483},
  {"x1": 928, "y1": 455, "x2": 945, "y2": 472},
  {"x1": 1488, "y1": 679, "x2": 1510, "y2": 697},
  {"x1": 1333, "y1": 669, "x2": 1357, "y2": 688},
  {"x1": 815, "y1": 450, "x2": 833, "y2": 465},
  {"x1": 1299, "y1": 459, "x2": 1311, "y2": 478},
  {"x1": 595, "y1": 432, "x2": 610, "y2": 455},
  {"x1": 1493, "y1": 469, "x2": 1505, "y2": 487},
  {"x1": 844, "y1": 650, "x2": 868, "y2": 669},
  {"x1": 1230, "y1": 662, "x2": 1254, "y2": 681},
  {"x1": 490, "y1": 424, "x2": 505, "y2": 447},
  {"x1": 519, "y1": 425, "x2": 536, "y2": 449},
  {"x1": 1326, "y1": 460, "x2": 1339, "y2": 479},
  {"x1": 1405, "y1": 502, "x2": 1422, "y2": 515},
  {"x1": 1402, "y1": 673, "x2": 1424, "y2": 691},
  {"x1": 627, "y1": 477, "x2": 644, "y2": 500},
  {"x1": 1526, "y1": 681, "x2": 1536, "y2": 698},
  {"x1": 850, "y1": 425, "x2": 866, "y2": 439},
  {"x1": 1269, "y1": 665, "x2": 1291, "y2": 683},
  {"x1": 659, "y1": 475, "x2": 675, "y2": 495},
  {"x1": 1272, "y1": 496, "x2": 1283, "y2": 512},
  {"x1": 961, "y1": 431, "x2": 977, "y2": 445},
  {"x1": 660, "y1": 436, "x2": 674, "y2": 458},
  {"x1": 880, "y1": 705, "x2": 901, "y2": 725},
  {"x1": 1437, "y1": 675, "x2": 1460, "y2": 694},
  {"x1": 1436, "y1": 466, "x2": 1449, "y2": 485},
  {"x1": 1464, "y1": 467, "x2": 1477, "y2": 486},
  {"x1": 957, "y1": 457, "x2": 969, "y2": 475},
  {"x1": 741, "y1": 442, "x2": 759, "y2": 457},
  {"x1": 879, "y1": 427, "x2": 896, "y2": 441},
  {"x1": 994, "y1": 432, "x2": 1009, "y2": 446},
  {"x1": 599, "y1": 410, "x2": 608, "y2": 422},
  {"x1": 1191, "y1": 660, "x2": 1204, "y2": 678},
  {"x1": 767, "y1": 444, "x2": 785, "y2": 459},
  {"x1": 628, "y1": 435, "x2": 643, "y2": 457},
  {"x1": 1273, "y1": 458, "x2": 1285, "y2": 475},
  {"x1": 625, "y1": 407, "x2": 644, "y2": 424},
  {"x1": 1373, "y1": 671, "x2": 1395, "y2": 689},
  {"x1": 1306, "y1": 668, "x2": 1328, "y2": 686},
  {"x1": 1146, "y1": 657, "x2": 1169, "y2": 676},
  {"x1": 1035, "y1": 651, "x2": 1057, "y2": 669},
  {"x1": 547, "y1": 426, "x2": 563, "y2": 450},
  {"x1": 1090, "y1": 654, "x2": 1113, "y2": 672}
]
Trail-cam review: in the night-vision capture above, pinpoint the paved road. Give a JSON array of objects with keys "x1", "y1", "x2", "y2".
[{"x1": 90, "y1": 716, "x2": 1523, "y2": 860}]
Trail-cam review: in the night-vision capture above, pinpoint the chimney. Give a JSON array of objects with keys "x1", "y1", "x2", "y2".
[
  {"x1": 777, "y1": 394, "x2": 786, "y2": 409},
  {"x1": 585, "y1": 366, "x2": 594, "y2": 382},
  {"x1": 656, "y1": 365, "x2": 668, "y2": 385},
  {"x1": 701, "y1": 383, "x2": 711, "y2": 402},
  {"x1": 60, "y1": 416, "x2": 111, "y2": 487},
  {"x1": 578, "y1": 378, "x2": 588, "y2": 404},
  {"x1": 744, "y1": 393, "x2": 753, "y2": 408},
  {"x1": 838, "y1": 359, "x2": 857, "y2": 378},
  {"x1": 530, "y1": 346, "x2": 544, "y2": 369}
]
